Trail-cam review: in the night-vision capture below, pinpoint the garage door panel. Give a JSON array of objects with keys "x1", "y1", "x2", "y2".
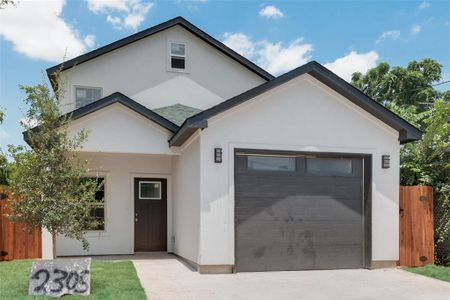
[
  {"x1": 235, "y1": 151, "x2": 365, "y2": 272},
  {"x1": 236, "y1": 243, "x2": 364, "y2": 272},
  {"x1": 235, "y1": 178, "x2": 362, "y2": 198},
  {"x1": 235, "y1": 196, "x2": 362, "y2": 222}
]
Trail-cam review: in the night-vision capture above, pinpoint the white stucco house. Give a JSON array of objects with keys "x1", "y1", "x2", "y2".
[{"x1": 35, "y1": 17, "x2": 421, "y2": 273}]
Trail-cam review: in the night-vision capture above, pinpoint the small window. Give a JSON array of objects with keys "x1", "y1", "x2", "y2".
[
  {"x1": 169, "y1": 42, "x2": 186, "y2": 71},
  {"x1": 306, "y1": 158, "x2": 352, "y2": 176},
  {"x1": 139, "y1": 181, "x2": 161, "y2": 200},
  {"x1": 75, "y1": 87, "x2": 102, "y2": 109},
  {"x1": 82, "y1": 177, "x2": 105, "y2": 231},
  {"x1": 248, "y1": 155, "x2": 296, "y2": 171}
]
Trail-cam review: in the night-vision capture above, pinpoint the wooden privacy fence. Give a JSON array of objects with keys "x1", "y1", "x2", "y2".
[
  {"x1": 0, "y1": 187, "x2": 42, "y2": 261},
  {"x1": 399, "y1": 186, "x2": 434, "y2": 267}
]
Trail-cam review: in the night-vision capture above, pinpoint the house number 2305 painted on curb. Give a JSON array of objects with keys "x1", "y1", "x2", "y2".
[{"x1": 28, "y1": 258, "x2": 91, "y2": 297}]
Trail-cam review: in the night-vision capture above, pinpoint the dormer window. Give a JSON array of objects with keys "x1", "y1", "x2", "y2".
[
  {"x1": 169, "y1": 41, "x2": 186, "y2": 71},
  {"x1": 75, "y1": 86, "x2": 102, "y2": 109}
]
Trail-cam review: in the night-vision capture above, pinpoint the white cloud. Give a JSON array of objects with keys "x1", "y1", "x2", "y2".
[
  {"x1": 418, "y1": 1, "x2": 430, "y2": 10},
  {"x1": 375, "y1": 30, "x2": 401, "y2": 44},
  {"x1": 0, "y1": 0, "x2": 94, "y2": 63},
  {"x1": 86, "y1": 0, "x2": 154, "y2": 30},
  {"x1": 84, "y1": 34, "x2": 96, "y2": 48},
  {"x1": 411, "y1": 25, "x2": 422, "y2": 35},
  {"x1": 257, "y1": 39, "x2": 312, "y2": 74},
  {"x1": 223, "y1": 33, "x2": 312, "y2": 75},
  {"x1": 223, "y1": 32, "x2": 255, "y2": 57},
  {"x1": 259, "y1": 5, "x2": 284, "y2": 19},
  {"x1": 325, "y1": 51, "x2": 379, "y2": 81}
]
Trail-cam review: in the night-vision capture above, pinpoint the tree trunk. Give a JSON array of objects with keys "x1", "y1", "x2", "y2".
[{"x1": 51, "y1": 231, "x2": 57, "y2": 259}]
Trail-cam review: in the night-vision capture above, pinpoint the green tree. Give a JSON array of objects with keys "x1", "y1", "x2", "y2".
[
  {"x1": 0, "y1": 0, "x2": 15, "y2": 9},
  {"x1": 352, "y1": 59, "x2": 448, "y2": 108},
  {"x1": 0, "y1": 105, "x2": 8, "y2": 186},
  {"x1": 7, "y1": 83, "x2": 100, "y2": 258},
  {"x1": 389, "y1": 100, "x2": 450, "y2": 265}
]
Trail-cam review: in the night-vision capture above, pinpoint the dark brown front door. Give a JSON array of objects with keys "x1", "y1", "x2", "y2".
[{"x1": 134, "y1": 178, "x2": 167, "y2": 252}]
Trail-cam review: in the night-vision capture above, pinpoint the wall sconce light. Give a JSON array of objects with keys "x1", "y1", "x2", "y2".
[
  {"x1": 214, "y1": 148, "x2": 222, "y2": 163},
  {"x1": 382, "y1": 155, "x2": 390, "y2": 169}
]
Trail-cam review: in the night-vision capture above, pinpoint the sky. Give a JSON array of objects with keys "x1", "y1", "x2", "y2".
[{"x1": 1, "y1": 0, "x2": 449, "y2": 150}]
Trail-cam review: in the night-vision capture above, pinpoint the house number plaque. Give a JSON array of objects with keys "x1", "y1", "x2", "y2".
[{"x1": 28, "y1": 258, "x2": 91, "y2": 297}]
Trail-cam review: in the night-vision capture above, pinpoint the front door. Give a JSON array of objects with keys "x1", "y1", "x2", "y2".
[{"x1": 134, "y1": 178, "x2": 167, "y2": 252}]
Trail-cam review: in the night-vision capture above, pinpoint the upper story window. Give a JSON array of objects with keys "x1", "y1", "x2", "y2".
[
  {"x1": 75, "y1": 86, "x2": 102, "y2": 109},
  {"x1": 169, "y1": 41, "x2": 186, "y2": 71}
]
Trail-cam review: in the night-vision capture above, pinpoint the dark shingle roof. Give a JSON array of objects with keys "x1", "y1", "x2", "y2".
[{"x1": 154, "y1": 104, "x2": 202, "y2": 126}]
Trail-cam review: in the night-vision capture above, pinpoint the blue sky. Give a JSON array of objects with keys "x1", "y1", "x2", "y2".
[{"x1": 1, "y1": 0, "x2": 449, "y2": 150}]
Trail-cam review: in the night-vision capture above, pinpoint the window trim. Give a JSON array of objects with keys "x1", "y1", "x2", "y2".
[
  {"x1": 167, "y1": 40, "x2": 188, "y2": 73},
  {"x1": 139, "y1": 181, "x2": 162, "y2": 200},
  {"x1": 84, "y1": 173, "x2": 107, "y2": 233},
  {"x1": 74, "y1": 85, "x2": 103, "y2": 109},
  {"x1": 247, "y1": 154, "x2": 296, "y2": 172}
]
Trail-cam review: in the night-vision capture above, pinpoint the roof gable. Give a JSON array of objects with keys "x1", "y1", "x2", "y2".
[
  {"x1": 169, "y1": 61, "x2": 422, "y2": 146},
  {"x1": 46, "y1": 17, "x2": 274, "y2": 86}
]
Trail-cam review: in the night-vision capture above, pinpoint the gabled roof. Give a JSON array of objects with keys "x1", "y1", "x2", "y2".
[
  {"x1": 61, "y1": 92, "x2": 179, "y2": 132},
  {"x1": 46, "y1": 16, "x2": 274, "y2": 87},
  {"x1": 154, "y1": 104, "x2": 202, "y2": 126},
  {"x1": 23, "y1": 92, "x2": 179, "y2": 146},
  {"x1": 169, "y1": 61, "x2": 423, "y2": 146}
]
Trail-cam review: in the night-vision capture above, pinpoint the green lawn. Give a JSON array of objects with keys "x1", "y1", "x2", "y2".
[
  {"x1": 0, "y1": 260, "x2": 147, "y2": 300},
  {"x1": 403, "y1": 265, "x2": 450, "y2": 283}
]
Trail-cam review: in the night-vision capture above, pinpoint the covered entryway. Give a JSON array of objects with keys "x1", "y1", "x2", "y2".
[
  {"x1": 134, "y1": 178, "x2": 168, "y2": 252},
  {"x1": 234, "y1": 149, "x2": 371, "y2": 272}
]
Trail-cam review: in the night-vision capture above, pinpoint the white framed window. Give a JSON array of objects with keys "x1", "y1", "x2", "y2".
[
  {"x1": 75, "y1": 86, "x2": 102, "y2": 109},
  {"x1": 168, "y1": 41, "x2": 187, "y2": 72},
  {"x1": 82, "y1": 176, "x2": 106, "y2": 231},
  {"x1": 139, "y1": 181, "x2": 162, "y2": 200}
]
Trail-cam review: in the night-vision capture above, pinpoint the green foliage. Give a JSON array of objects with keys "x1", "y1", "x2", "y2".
[
  {"x1": 0, "y1": 0, "x2": 15, "y2": 9},
  {"x1": 352, "y1": 59, "x2": 448, "y2": 108},
  {"x1": 389, "y1": 100, "x2": 450, "y2": 265},
  {"x1": 0, "y1": 105, "x2": 8, "y2": 185},
  {"x1": 7, "y1": 83, "x2": 100, "y2": 254}
]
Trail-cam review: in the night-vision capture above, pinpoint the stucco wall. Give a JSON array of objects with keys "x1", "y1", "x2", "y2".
[
  {"x1": 172, "y1": 135, "x2": 201, "y2": 263},
  {"x1": 67, "y1": 103, "x2": 174, "y2": 155},
  {"x1": 198, "y1": 74, "x2": 401, "y2": 265},
  {"x1": 56, "y1": 152, "x2": 172, "y2": 256},
  {"x1": 59, "y1": 25, "x2": 266, "y2": 114}
]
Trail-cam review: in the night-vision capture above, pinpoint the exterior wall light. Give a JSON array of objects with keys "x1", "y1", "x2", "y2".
[
  {"x1": 214, "y1": 148, "x2": 223, "y2": 163},
  {"x1": 382, "y1": 155, "x2": 390, "y2": 169}
]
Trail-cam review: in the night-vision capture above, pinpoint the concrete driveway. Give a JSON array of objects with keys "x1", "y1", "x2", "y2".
[{"x1": 132, "y1": 253, "x2": 450, "y2": 300}]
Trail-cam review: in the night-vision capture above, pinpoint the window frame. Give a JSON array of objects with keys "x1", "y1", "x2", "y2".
[
  {"x1": 167, "y1": 40, "x2": 188, "y2": 73},
  {"x1": 247, "y1": 154, "x2": 297, "y2": 172},
  {"x1": 74, "y1": 86, "x2": 103, "y2": 109},
  {"x1": 139, "y1": 181, "x2": 162, "y2": 200},
  {"x1": 84, "y1": 174, "x2": 107, "y2": 232}
]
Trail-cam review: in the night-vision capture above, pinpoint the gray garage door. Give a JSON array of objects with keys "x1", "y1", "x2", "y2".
[{"x1": 235, "y1": 150, "x2": 367, "y2": 272}]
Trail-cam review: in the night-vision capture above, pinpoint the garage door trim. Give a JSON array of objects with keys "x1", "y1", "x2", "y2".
[{"x1": 234, "y1": 148, "x2": 372, "y2": 271}]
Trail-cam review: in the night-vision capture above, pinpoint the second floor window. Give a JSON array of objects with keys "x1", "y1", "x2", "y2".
[
  {"x1": 169, "y1": 42, "x2": 186, "y2": 71},
  {"x1": 75, "y1": 87, "x2": 102, "y2": 109}
]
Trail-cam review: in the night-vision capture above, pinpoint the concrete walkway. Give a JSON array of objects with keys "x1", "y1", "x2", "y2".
[{"x1": 129, "y1": 253, "x2": 450, "y2": 300}]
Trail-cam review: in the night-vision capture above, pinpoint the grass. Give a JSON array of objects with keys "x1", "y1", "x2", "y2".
[
  {"x1": 403, "y1": 265, "x2": 450, "y2": 283},
  {"x1": 0, "y1": 260, "x2": 147, "y2": 300}
]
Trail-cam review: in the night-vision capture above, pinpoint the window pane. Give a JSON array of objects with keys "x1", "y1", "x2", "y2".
[
  {"x1": 248, "y1": 156, "x2": 295, "y2": 171},
  {"x1": 82, "y1": 177, "x2": 105, "y2": 231},
  {"x1": 306, "y1": 158, "x2": 352, "y2": 176},
  {"x1": 75, "y1": 87, "x2": 101, "y2": 108},
  {"x1": 171, "y1": 57, "x2": 185, "y2": 69},
  {"x1": 171, "y1": 43, "x2": 185, "y2": 56},
  {"x1": 140, "y1": 182, "x2": 161, "y2": 199}
]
